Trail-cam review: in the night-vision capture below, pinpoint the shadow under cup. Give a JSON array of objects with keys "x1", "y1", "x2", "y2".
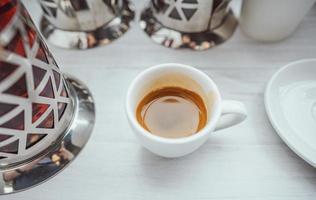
[{"x1": 127, "y1": 64, "x2": 222, "y2": 141}]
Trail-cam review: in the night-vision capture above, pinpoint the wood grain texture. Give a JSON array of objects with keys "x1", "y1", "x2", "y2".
[{"x1": 2, "y1": 0, "x2": 316, "y2": 199}]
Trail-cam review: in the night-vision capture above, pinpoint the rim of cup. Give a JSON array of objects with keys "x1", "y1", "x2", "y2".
[{"x1": 126, "y1": 63, "x2": 222, "y2": 144}]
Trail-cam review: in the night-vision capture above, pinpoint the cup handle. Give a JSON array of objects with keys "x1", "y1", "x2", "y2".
[{"x1": 214, "y1": 100, "x2": 247, "y2": 131}]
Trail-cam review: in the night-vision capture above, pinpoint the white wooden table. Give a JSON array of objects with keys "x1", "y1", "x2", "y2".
[{"x1": 3, "y1": 1, "x2": 316, "y2": 199}]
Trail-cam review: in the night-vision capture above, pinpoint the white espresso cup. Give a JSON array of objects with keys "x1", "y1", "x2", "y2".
[{"x1": 125, "y1": 63, "x2": 247, "y2": 158}]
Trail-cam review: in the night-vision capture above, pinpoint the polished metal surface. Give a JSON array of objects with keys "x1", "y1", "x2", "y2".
[
  {"x1": 39, "y1": 0, "x2": 134, "y2": 49},
  {"x1": 0, "y1": 1, "x2": 95, "y2": 194},
  {"x1": 0, "y1": 75, "x2": 95, "y2": 194},
  {"x1": 0, "y1": 1, "x2": 74, "y2": 168},
  {"x1": 140, "y1": 0, "x2": 238, "y2": 50}
]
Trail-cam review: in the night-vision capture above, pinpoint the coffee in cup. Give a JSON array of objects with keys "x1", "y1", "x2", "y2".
[
  {"x1": 136, "y1": 86, "x2": 208, "y2": 139},
  {"x1": 126, "y1": 63, "x2": 247, "y2": 158}
]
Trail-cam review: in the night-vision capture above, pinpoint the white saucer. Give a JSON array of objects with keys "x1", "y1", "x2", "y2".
[{"x1": 265, "y1": 59, "x2": 316, "y2": 167}]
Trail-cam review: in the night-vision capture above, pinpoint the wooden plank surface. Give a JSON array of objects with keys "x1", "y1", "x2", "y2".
[{"x1": 2, "y1": 1, "x2": 316, "y2": 199}]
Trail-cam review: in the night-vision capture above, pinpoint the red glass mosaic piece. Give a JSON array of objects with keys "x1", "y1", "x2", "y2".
[
  {"x1": 0, "y1": 61, "x2": 18, "y2": 82},
  {"x1": 60, "y1": 83, "x2": 68, "y2": 97},
  {"x1": 32, "y1": 65, "x2": 47, "y2": 89},
  {"x1": 4, "y1": 31, "x2": 26, "y2": 57},
  {"x1": 45, "y1": 50, "x2": 58, "y2": 67},
  {"x1": 36, "y1": 110, "x2": 54, "y2": 129},
  {"x1": 0, "y1": 134, "x2": 13, "y2": 142},
  {"x1": 32, "y1": 103, "x2": 49, "y2": 123},
  {"x1": 3, "y1": 73, "x2": 28, "y2": 98},
  {"x1": 39, "y1": 77, "x2": 54, "y2": 98},
  {"x1": 0, "y1": 0, "x2": 17, "y2": 32},
  {"x1": 26, "y1": 133, "x2": 47, "y2": 149},
  {"x1": 40, "y1": 78, "x2": 55, "y2": 99},
  {"x1": 53, "y1": 70, "x2": 61, "y2": 89},
  {"x1": 25, "y1": 24, "x2": 36, "y2": 48},
  {"x1": 36, "y1": 41, "x2": 49, "y2": 64},
  {"x1": 0, "y1": 111, "x2": 24, "y2": 130},
  {"x1": 0, "y1": 139, "x2": 19, "y2": 154},
  {"x1": 0, "y1": 102, "x2": 18, "y2": 116},
  {"x1": 57, "y1": 102, "x2": 67, "y2": 121}
]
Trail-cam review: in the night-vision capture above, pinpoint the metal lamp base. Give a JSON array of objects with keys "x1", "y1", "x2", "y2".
[
  {"x1": 140, "y1": 8, "x2": 238, "y2": 50},
  {"x1": 0, "y1": 76, "x2": 95, "y2": 194},
  {"x1": 39, "y1": 3, "x2": 134, "y2": 49}
]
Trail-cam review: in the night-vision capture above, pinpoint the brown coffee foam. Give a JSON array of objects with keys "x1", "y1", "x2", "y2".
[{"x1": 137, "y1": 72, "x2": 216, "y2": 122}]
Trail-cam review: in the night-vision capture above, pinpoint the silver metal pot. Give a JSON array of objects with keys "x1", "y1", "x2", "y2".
[
  {"x1": 39, "y1": 0, "x2": 135, "y2": 49},
  {"x1": 140, "y1": 0, "x2": 238, "y2": 50},
  {"x1": 0, "y1": 0, "x2": 95, "y2": 193}
]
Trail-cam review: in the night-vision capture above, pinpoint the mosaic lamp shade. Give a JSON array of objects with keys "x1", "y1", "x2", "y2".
[
  {"x1": 140, "y1": 0, "x2": 238, "y2": 50},
  {"x1": 38, "y1": 0, "x2": 135, "y2": 49},
  {"x1": 0, "y1": 0, "x2": 95, "y2": 194}
]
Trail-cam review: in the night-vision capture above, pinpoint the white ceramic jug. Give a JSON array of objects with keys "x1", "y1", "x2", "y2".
[{"x1": 240, "y1": 0, "x2": 316, "y2": 42}]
